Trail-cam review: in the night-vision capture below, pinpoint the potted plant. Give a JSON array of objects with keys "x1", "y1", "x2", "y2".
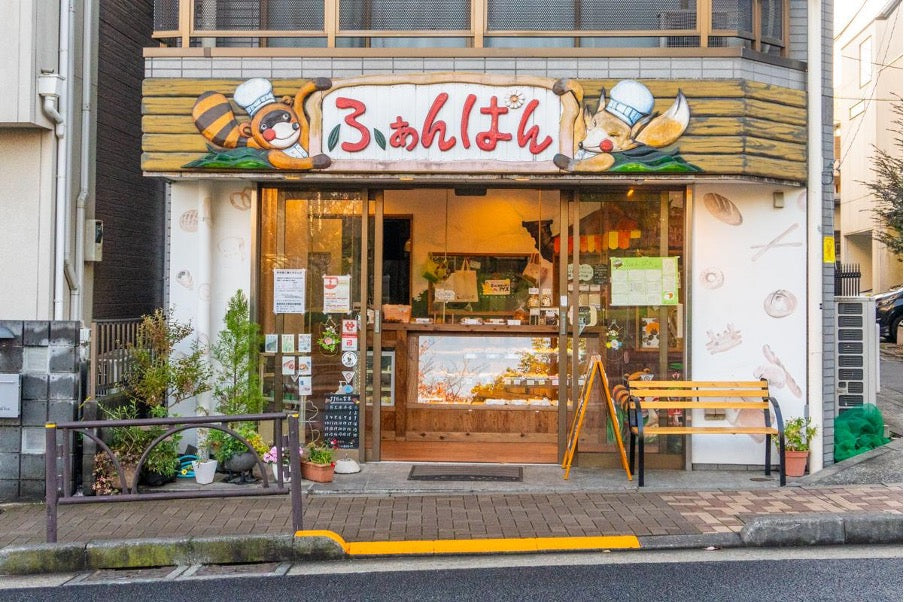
[
  {"x1": 263, "y1": 444, "x2": 303, "y2": 483},
  {"x1": 207, "y1": 422, "x2": 268, "y2": 482},
  {"x1": 301, "y1": 440, "x2": 335, "y2": 482},
  {"x1": 94, "y1": 308, "x2": 210, "y2": 492},
  {"x1": 191, "y1": 435, "x2": 218, "y2": 485},
  {"x1": 784, "y1": 416, "x2": 817, "y2": 477}
]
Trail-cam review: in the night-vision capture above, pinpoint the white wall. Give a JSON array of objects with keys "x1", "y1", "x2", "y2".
[
  {"x1": 0, "y1": 130, "x2": 55, "y2": 318},
  {"x1": 691, "y1": 184, "x2": 808, "y2": 465},
  {"x1": 168, "y1": 180, "x2": 255, "y2": 419}
]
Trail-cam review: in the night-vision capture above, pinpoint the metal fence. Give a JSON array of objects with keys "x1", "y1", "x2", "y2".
[
  {"x1": 89, "y1": 319, "x2": 143, "y2": 400},
  {"x1": 834, "y1": 262, "x2": 861, "y2": 296},
  {"x1": 44, "y1": 412, "x2": 303, "y2": 543}
]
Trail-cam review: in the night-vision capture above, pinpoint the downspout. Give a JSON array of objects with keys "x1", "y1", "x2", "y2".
[
  {"x1": 807, "y1": 0, "x2": 825, "y2": 472},
  {"x1": 73, "y1": 0, "x2": 96, "y2": 323},
  {"x1": 197, "y1": 182, "x2": 214, "y2": 417},
  {"x1": 39, "y1": 0, "x2": 72, "y2": 320}
]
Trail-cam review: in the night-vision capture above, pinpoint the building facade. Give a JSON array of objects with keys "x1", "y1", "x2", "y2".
[
  {"x1": 833, "y1": 0, "x2": 902, "y2": 295},
  {"x1": 0, "y1": 0, "x2": 165, "y2": 501},
  {"x1": 143, "y1": 1, "x2": 836, "y2": 471}
]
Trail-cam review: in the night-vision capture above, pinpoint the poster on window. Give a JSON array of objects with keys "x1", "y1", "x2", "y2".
[
  {"x1": 609, "y1": 257, "x2": 679, "y2": 306},
  {"x1": 323, "y1": 274, "x2": 351, "y2": 313},
  {"x1": 273, "y1": 269, "x2": 306, "y2": 314}
]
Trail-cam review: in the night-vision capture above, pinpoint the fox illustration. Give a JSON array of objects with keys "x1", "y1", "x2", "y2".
[{"x1": 554, "y1": 80, "x2": 690, "y2": 172}]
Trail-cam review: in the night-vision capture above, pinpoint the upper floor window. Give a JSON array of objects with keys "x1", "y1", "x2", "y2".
[
  {"x1": 153, "y1": 0, "x2": 785, "y2": 54},
  {"x1": 859, "y1": 37, "x2": 873, "y2": 87}
]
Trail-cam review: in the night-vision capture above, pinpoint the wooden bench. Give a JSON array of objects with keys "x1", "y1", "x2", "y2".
[{"x1": 623, "y1": 379, "x2": 786, "y2": 487}]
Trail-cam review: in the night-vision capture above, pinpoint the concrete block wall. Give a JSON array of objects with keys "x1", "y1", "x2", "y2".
[{"x1": 0, "y1": 320, "x2": 82, "y2": 501}]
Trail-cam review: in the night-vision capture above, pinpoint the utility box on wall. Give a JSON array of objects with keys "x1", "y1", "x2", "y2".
[
  {"x1": 834, "y1": 296, "x2": 879, "y2": 411},
  {"x1": 85, "y1": 219, "x2": 103, "y2": 261},
  {"x1": 0, "y1": 373, "x2": 21, "y2": 418}
]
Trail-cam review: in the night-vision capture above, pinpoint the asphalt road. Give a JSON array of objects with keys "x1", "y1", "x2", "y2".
[{"x1": 1, "y1": 546, "x2": 900, "y2": 601}]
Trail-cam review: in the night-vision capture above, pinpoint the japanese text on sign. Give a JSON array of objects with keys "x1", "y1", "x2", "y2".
[{"x1": 321, "y1": 83, "x2": 561, "y2": 163}]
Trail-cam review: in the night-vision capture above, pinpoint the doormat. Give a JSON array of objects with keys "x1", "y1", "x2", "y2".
[{"x1": 408, "y1": 465, "x2": 523, "y2": 482}]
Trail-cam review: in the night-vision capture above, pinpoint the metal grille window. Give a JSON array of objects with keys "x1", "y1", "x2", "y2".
[
  {"x1": 487, "y1": 0, "x2": 696, "y2": 32},
  {"x1": 579, "y1": 1, "x2": 695, "y2": 31},
  {"x1": 194, "y1": 0, "x2": 324, "y2": 31},
  {"x1": 712, "y1": 0, "x2": 754, "y2": 34},
  {"x1": 154, "y1": 0, "x2": 180, "y2": 30},
  {"x1": 760, "y1": 0, "x2": 784, "y2": 53},
  {"x1": 487, "y1": 0, "x2": 575, "y2": 30},
  {"x1": 339, "y1": 0, "x2": 470, "y2": 31}
]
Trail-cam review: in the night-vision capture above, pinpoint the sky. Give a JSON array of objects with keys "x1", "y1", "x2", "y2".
[{"x1": 834, "y1": 0, "x2": 890, "y2": 33}]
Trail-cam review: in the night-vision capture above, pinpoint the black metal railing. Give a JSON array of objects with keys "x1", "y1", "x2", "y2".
[
  {"x1": 44, "y1": 412, "x2": 303, "y2": 543},
  {"x1": 834, "y1": 262, "x2": 861, "y2": 296}
]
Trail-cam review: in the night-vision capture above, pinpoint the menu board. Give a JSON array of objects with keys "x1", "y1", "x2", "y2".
[
  {"x1": 323, "y1": 394, "x2": 359, "y2": 448},
  {"x1": 609, "y1": 257, "x2": 679, "y2": 306}
]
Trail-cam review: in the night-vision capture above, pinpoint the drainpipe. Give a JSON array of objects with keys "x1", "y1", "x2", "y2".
[
  {"x1": 39, "y1": 0, "x2": 72, "y2": 320},
  {"x1": 807, "y1": 0, "x2": 825, "y2": 472},
  {"x1": 73, "y1": 0, "x2": 96, "y2": 323},
  {"x1": 197, "y1": 182, "x2": 214, "y2": 417}
]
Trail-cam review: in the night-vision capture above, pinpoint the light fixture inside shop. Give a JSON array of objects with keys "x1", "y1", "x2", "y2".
[{"x1": 454, "y1": 187, "x2": 487, "y2": 196}]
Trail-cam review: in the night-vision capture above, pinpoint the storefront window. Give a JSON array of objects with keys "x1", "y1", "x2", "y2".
[
  {"x1": 417, "y1": 335, "x2": 559, "y2": 406},
  {"x1": 570, "y1": 189, "x2": 686, "y2": 458},
  {"x1": 258, "y1": 189, "x2": 365, "y2": 443}
]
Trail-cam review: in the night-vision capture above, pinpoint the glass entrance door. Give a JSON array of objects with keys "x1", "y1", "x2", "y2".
[
  {"x1": 565, "y1": 189, "x2": 687, "y2": 468},
  {"x1": 257, "y1": 189, "x2": 368, "y2": 460}
]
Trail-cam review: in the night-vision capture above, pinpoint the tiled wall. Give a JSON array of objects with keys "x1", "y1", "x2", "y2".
[
  {"x1": 146, "y1": 56, "x2": 807, "y2": 90},
  {"x1": 0, "y1": 321, "x2": 82, "y2": 501}
]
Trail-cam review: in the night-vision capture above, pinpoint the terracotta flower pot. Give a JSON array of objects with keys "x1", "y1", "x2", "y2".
[
  {"x1": 784, "y1": 450, "x2": 809, "y2": 477},
  {"x1": 301, "y1": 461, "x2": 334, "y2": 483}
]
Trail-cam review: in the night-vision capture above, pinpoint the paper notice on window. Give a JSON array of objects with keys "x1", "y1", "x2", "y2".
[
  {"x1": 609, "y1": 257, "x2": 679, "y2": 306},
  {"x1": 273, "y1": 269, "x2": 306, "y2": 314},
  {"x1": 323, "y1": 274, "x2": 351, "y2": 313}
]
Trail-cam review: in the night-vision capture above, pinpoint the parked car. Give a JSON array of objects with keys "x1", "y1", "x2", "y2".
[{"x1": 875, "y1": 287, "x2": 902, "y2": 344}]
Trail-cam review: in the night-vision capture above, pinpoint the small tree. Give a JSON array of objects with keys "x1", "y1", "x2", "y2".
[
  {"x1": 207, "y1": 290, "x2": 266, "y2": 466},
  {"x1": 123, "y1": 308, "x2": 211, "y2": 411},
  {"x1": 210, "y1": 290, "x2": 265, "y2": 416},
  {"x1": 96, "y1": 308, "x2": 210, "y2": 489},
  {"x1": 862, "y1": 98, "x2": 903, "y2": 260}
]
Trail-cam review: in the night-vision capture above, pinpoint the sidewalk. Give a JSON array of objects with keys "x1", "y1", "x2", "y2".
[{"x1": 1, "y1": 439, "x2": 901, "y2": 574}]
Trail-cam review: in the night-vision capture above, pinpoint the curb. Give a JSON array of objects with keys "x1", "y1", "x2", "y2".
[
  {"x1": 1, "y1": 514, "x2": 901, "y2": 576},
  {"x1": 740, "y1": 513, "x2": 903, "y2": 547}
]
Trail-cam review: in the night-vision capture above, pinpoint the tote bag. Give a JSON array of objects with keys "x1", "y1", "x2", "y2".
[{"x1": 444, "y1": 259, "x2": 479, "y2": 302}]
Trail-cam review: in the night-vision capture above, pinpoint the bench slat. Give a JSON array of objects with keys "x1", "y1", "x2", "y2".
[
  {"x1": 628, "y1": 389, "x2": 769, "y2": 398},
  {"x1": 628, "y1": 380, "x2": 768, "y2": 388},
  {"x1": 629, "y1": 401, "x2": 770, "y2": 410},
  {"x1": 632, "y1": 426, "x2": 779, "y2": 435}
]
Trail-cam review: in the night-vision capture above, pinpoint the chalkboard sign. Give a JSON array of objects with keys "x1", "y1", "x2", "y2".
[
  {"x1": 323, "y1": 394, "x2": 359, "y2": 449},
  {"x1": 592, "y1": 264, "x2": 609, "y2": 284}
]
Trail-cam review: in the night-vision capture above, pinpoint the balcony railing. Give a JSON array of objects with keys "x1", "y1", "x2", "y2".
[{"x1": 152, "y1": 0, "x2": 787, "y2": 55}]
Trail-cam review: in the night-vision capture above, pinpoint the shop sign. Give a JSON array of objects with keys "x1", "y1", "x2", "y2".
[
  {"x1": 319, "y1": 80, "x2": 564, "y2": 165},
  {"x1": 183, "y1": 74, "x2": 700, "y2": 175}
]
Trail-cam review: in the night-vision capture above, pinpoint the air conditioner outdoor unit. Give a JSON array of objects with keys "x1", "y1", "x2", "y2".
[{"x1": 834, "y1": 296, "x2": 879, "y2": 412}]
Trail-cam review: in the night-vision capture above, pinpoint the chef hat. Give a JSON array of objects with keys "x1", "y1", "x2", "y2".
[
  {"x1": 233, "y1": 78, "x2": 276, "y2": 117},
  {"x1": 605, "y1": 80, "x2": 655, "y2": 127}
]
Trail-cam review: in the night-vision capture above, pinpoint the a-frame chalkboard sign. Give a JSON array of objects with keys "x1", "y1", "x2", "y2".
[{"x1": 561, "y1": 355, "x2": 632, "y2": 481}]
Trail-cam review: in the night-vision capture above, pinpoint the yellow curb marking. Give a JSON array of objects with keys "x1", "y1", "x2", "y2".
[{"x1": 296, "y1": 531, "x2": 639, "y2": 555}]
